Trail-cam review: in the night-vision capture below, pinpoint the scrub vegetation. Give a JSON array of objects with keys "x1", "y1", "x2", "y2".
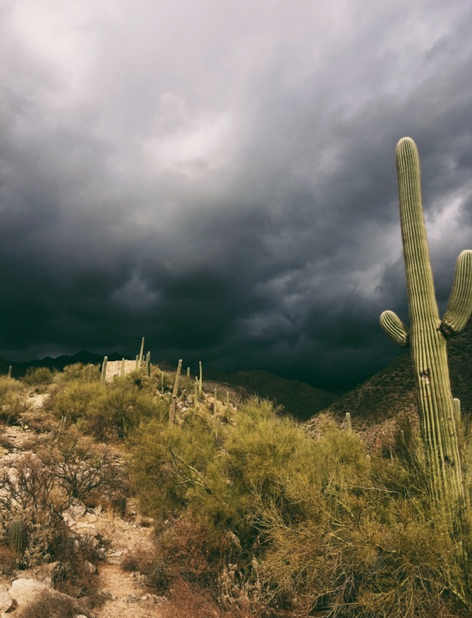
[{"x1": 2, "y1": 359, "x2": 471, "y2": 617}]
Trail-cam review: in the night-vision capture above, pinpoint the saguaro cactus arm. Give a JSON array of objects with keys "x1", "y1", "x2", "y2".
[
  {"x1": 380, "y1": 310, "x2": 410, "y2": 347},
  {"x1": 441, "y1": 250, "x2": 472, "y2": 337}
]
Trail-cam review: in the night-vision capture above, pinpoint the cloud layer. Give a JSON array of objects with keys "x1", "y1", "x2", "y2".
[{"x1": 1, "y1": 0, "x2": 472, "y2": 389}]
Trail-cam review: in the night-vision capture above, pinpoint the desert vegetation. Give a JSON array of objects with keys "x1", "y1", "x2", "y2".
[{"x1": 2, "y1": 359, "x2": 472, "y2": 617}]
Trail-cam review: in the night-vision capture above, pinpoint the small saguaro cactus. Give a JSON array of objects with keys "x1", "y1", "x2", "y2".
[
  {"x1": 169, "y1": 359, "x2": 183, "y2": 425},
  {"x1": 146, "y1": 351, "x2": 151, "y2": 377},
  {"x1": 138, "y1": 337, "x2": 145, "y2": 364},
  {"x1": 198, "y1": 361, "x2": 203, "y2": 397},
  {"x1": 345, "y1": 412, "x2": 352, "y2": 433},
  {"x1": 380, "y1": 137, "x2": 472, "y2": 513},
  {"x1": 8, "y1": 519, "x2": 27, "y2": 558},
  {"x1": 101, "y1": 356, "x2": 108, "y2": 386}
]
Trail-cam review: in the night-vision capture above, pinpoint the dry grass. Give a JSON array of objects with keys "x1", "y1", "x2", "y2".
[{"x1": 18, "y1": 590, "x2": 76, "y2": 618}]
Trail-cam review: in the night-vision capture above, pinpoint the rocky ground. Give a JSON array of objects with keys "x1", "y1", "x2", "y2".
[{"x1": 0, "y1": 398, "x2": 169, "y2": 618}]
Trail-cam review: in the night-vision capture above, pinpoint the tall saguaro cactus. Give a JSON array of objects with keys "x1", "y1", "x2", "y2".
[{"x1": 380, "y1": 138, "x2": 472, "y2": 510}]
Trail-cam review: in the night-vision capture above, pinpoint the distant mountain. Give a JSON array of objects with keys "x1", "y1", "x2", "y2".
[
  {"x1": 206, "y1": 368, "x2": 338, "y2": 421},
  {"x1": 309, "y1": 320, "x2": 472, "y2": 431}
]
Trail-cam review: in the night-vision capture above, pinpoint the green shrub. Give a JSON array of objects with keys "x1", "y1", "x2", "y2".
[
  {"x1": 0, "y1": 376, "x2": 24, "y2": 423},
  {"x1": 54, "y1": 363, "x2": 100, "y2": 384},
  {"x1": 22, "y1": 366, "x2": 54, "y2": 386},
  {"x1": 51, "y1": 378, "x2": 167, "y2": 439},
  {"x1": 129, "y1": 397, "x2": 472, "y2": 617},
  {"x1": 50, "y1": 381, "x2": 105, "y2": 424},
  {"x1": 85, "y1": 383, "x2": 168, "y2": 439}
]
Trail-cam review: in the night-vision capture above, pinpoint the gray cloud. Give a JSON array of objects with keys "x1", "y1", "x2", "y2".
[{"x1": 1, "y1": 0, "x2": 472, "y2": 389}]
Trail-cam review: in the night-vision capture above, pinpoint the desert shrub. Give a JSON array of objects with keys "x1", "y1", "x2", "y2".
[
  {"x1": 49, "y1": 381, "x2": 105, "y2": 424},
  {"x1": 50, "y1": 379, "x2": 167, "y2": 439},
  {"x1": 161, "y1": 578, "x2": 255, "y2": 618},
  {"x1": 84, "y1": 383, "x2": 168, "y2": 439},
  {"x1": 0, "y1": 544, "x2": 17, "y2": 575},
  {"x1": 0, "y1": 454, "x2": 70, "y2": 566},
  {"x1": 0, "y1": 376, "x2": 25, "y2": 423},
  {"x1": 34, "y1": 426, "x2": 129, "y2": 504},
  {"x1": 22, "y1": 366, "x2": 54, "y2": 386},
  {"x1": 0, "y1": 429, "x2": 128, "y2": 568},
  {"x1": 129, "y1": 398, "x2": 472, "y2": 617},
  {"x1": 19, "y1": 590, "x2": 76, "y2": 618},
  {"x1": 54, "y1": 363, "x2": 100, "y2": 384},
  {"x1": 121, "y1": 544, "x2": 171, "y2": 593},
  {"x1": 50, "y1": 530, "x2": 100, "y2": 600}
]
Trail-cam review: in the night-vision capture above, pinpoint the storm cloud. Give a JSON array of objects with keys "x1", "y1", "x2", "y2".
[{"x1": 1, "y1": 0, "x2": 472, "y2": 390}]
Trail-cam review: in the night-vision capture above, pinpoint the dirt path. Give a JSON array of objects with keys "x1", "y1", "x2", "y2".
[{"x1": 96, "y1": 563, "x2": 165, "y2": 618}]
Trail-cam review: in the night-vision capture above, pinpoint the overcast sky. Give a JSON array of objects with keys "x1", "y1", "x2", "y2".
[{"x1": 1, "y1": 0, "x2": 472, "y2": 390}]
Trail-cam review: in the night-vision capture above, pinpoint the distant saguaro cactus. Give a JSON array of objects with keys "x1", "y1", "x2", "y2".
[
  {"x1": 139, "y1": 337, "x2": 145, "y2": 364},
  {"x1": 380, "y1": 137, "x2": 472, "y2": 512},
  {"x1": 169, "y1": 359, "x2": 183, "y2": 425},
  {"x1": 198, "y1": 361, "x2": 203, "y2": 397},
  {"x1": 101, "y1": 356, "x2": 108, "y2": 386}
]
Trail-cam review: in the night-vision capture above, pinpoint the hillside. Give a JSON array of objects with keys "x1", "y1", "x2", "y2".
[
  {"x1": 1, "y1": 350, "x2": 472, "y2": 616},
  {"x1": 205, "y1": 368, "x2": 338, "y2": 420},
  {"x1": 2, "y1": 354, "x2": 337, "y2": 422},
  {"x1": 310, "y1": 319, "x2": 472, "y2": 431}
]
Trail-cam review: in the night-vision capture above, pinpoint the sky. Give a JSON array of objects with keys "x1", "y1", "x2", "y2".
[{"x1": 1, "y1": 0, "x2": 472, "y2": 391}]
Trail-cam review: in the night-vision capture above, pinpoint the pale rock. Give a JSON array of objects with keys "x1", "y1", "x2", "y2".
[
  {"x1": 106, "y1": 550, "x2": 124, "y2": 564},
  {"x1": 0, "y1": 585, "x2": 13, "y2": 613},
  {"x1": 8, "y1": 578, "x2": 48, "y2": 607},
  {"x1": 65, "y1": 503, "x2": 87, "y2": 520},
  {"x1": 21, "y1": 561, "x2": 61, "y2": 583}
]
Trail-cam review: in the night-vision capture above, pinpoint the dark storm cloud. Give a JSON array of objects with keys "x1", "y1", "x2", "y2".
[{"x1": 1, "y1": 0, "x2": 472, "y2": 389}]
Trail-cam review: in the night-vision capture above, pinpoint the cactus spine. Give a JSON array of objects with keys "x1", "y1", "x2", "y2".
[
  {"x1": 380, "y1": 137, "x2": 472, "y2": 513},
  {"x1": 8, "y1": 519, "x2": 27, "y2": 557}
]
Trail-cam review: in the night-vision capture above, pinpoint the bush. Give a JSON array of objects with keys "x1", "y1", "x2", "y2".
[
  {"x1": 129, "y1": 398, "x2": 472, "y2": 617},
  {"x1": 49, "y1": 381, "x2": 105, "y2": 425},
  {"x1": 22, "y1": 367, "x2": 54, "y2": 386},
  {"x1": 54, "y1": 363, "x2": 100, "y2": 384},
  {"x1": 20, "y1": 590, "x2": 76, "y2": 618},
  {"x1": 35, "y1": 426, "x2": 129, "y2": 505},
  {"x1": 50, "y1": 379, "x2": 167, "y2": 439},
  {"x1": 0, "y1": 376, "x2": 25, "y2": 423}
]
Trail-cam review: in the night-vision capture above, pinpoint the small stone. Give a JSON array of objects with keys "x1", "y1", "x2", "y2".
[{"x1": 106, "y1": 550, "x2": 124, "y2": 565}]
